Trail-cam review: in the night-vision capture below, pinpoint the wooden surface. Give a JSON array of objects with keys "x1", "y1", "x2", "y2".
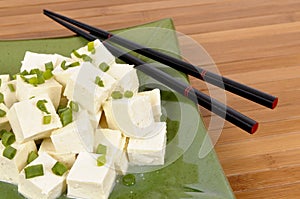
[{"x1": 1, "y1": 1, "x2": 300, "y2": 198}]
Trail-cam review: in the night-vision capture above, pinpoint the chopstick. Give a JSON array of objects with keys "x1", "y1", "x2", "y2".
[
  {"x1": 43, "y1": 10, "x2": 259, "y2": 134},
  {"x1": 43, "y1": 9, "x2": 278, "y2": 110}
]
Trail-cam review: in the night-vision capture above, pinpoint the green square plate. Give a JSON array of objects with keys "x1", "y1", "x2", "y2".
[{"x1": 0, "y1": 18, "x2": 234, "y2": 199}]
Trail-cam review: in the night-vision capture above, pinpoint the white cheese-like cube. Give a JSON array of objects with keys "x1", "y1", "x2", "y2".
[
  {"x1": 0, "y1": 74, "x2": 10, "y2": 86},
  {"x1": 38, "y1": 138, "x2": 76, "y2": 169},
  {"x1": 0, "y1": 80, "x2": 17, "y2": 108},
  {"x1": 138, "y1": 89, "x2": 162, "y2": 122},
  {"x1": 0, "y1": 103, "x2": 11, "y2": 131},
  {"x1": 71, "y1": 39, "x2": 115, "y2": 66},
  {"x1": 94, "y1": 129, "x2": 128, "y2": 175},
  {"x1": 52, "y1": 61, "x2": 81, "y2": 87},
  {"x1": 51, "y1": 110, "x2": 94, "y2": 153},
  {"x1": 106, "y1": 63, "x2": 139, "y2": 93},
  {"x1": 127, "y1": 122, "x2": 167, "y2": 165},
  {"x1": 16, "y1": 75, "x2": 62, "y2": 109},
  {"x1": 0, "y1": 141, "x2": 36, "y2": 184},
  {"x1": 67, "y1": 152, "x2": 116, "y2": 199},
  {"x1": 64, "y1": 62, "x2": 116, "y2": 115},
  {"x1": 18, "y1": 153, "x2": 67, "y2": 199},
  {"x1": 7, "y1": 95, "x2": 62, "y2": 143}
]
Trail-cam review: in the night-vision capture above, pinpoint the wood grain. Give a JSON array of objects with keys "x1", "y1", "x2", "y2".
[{"x1": 1, "y1": 1, "x2": 299, "y2": 198}]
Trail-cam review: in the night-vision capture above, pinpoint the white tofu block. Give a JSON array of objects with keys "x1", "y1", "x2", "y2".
[
  {"x1": 52, "y1": 61, "x2": 81, "y2": 87},
  {"x1": 38, "y1": 138, "x2": 76, "y2": 169},
  {"x1": 71, "y1": 39, "x2": 115, "y2": 66},
  {"x1": 64, "y1": 62, "x2": 116, "y2": 115},
  {"x1": 138, "y1": 88, "x2": 162, "y2": 122},
  {"x1": 0, "y1": 74, "x2": 10, "y2": 86},
  {"x1": 0, "y1": 141, "x2": 36, "y2": 184},
  {"x1": 106, "y1": 63, "x2": 139, "y2": 93},
  {"x1": 94, "y1": 129, "x2": 128, "y2": 175},
  {"x1": 0, "y1": 80, "x2": 17, "y2": 108},
  {"x1": 0, "y1": 103, "x2": 11, "y2": 131},
  {"x1": 127, "y1": 122, "x2": 167, "y2": 165},
  {"x1": 67, "y1": 152, "x2": 116, "y2": 199},
  {"x1": 18, "y1": 153, "x2": 67, "y2": 199},
  {"x1": 51, "y1": 110, "x2": 94, "y2": 153},
  {"x1": 7, "y1": 95, "x2": 62, "y2": 143},
  {"x1": 16, "y1": 75, "x2": 62, "y2": 109}
]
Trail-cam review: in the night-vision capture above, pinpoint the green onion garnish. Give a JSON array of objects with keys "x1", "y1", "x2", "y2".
[
  {"x1": 69, "y1": 101, "x2": 79, "y2": 112},
  {"x1": 59, "y1": 107, "x2": 72, "y2": 127},
  {"x1": 0, "y1": 129, "x2": 6, "y2": 139},
  {"x1": 25, "y1": 164, "x2": 44, "y2": 179},
  {"x1": 37, "y1": 75, "x2": 45, "y2": 84},
  {"x1": 3, "y1": 146, "x2": 17, "y2": 160},
  {"x1": 0, "y1": 92, "x2": 4, "y2": 103},
  {"x1": 99, "y1": 62, "x2": 110, "y2": 72},
  {"x1": 87, "y1": 41, "x2": 95, "y2": 54},
  {"x1": 43, "y1": 69, "x2": 53, "y2": 80},
  {"x1": 72, "y1": 50, "x2": 82, "y2": 58},
  {"x1": 95, "y1": 76, "x2": 104, "y2": 87},
  {"x1": 124, "y1": 90, "x2": 134, "y2": 98},
  {"x1": 7, "y1": 84, "x2": 15, "y2": 92},
  {"x1": 122, "y1": 174, "x2": 136, "y2": 186},
  {"x1": 45, "y1": 62, "x2": 54, "y2": 71},
  {"x1": 27, "y1": 151, "x2": 38, "y2": 164},
  {"x1": 111, "y1": 91, "x2": 123, "y2": 99},
  {"x1": 68, "y1": 61, "x2": 80, "y2": 68},
  {"x1": 97, "y1": 155, "x2": 106, "y2": 167},
  {"x1": 51, "y1": 162, "x2": 68, "y2": 176},
  {"x1": 20, "y1": 70, "x2": 29, "y2": 76},
  {"x1": 60, "y1": 60, "x2": 68, "y2": 70},
  {"x1": 61, "y1": 60, "x2": 80, "y2": 70},
  {"x1": 96, "y1": 144, "x2": 107, "y2": 155},
  {"x1": 82, "y1": 54, "x2": 92, "y2": 62},
  {"x1": 43, "y1": 115, "x2": 51, "y2": 125},
  {"x1": 57, "y1": 106, "x2": 68, "y2": 114},
  {"x1": 36, "y1": 100, "x2": 50, "y2": 114},
  {"x1": 0, "y1": 109, "x2": 6, "y2": 117},
  {"x1": 28, "y1": 77, "x2": 38, "y2": 86},
  {"x1": 1, "y1": 131, "x2": 15, "y2": 147}
]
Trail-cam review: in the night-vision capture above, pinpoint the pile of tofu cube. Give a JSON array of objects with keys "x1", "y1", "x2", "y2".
[{"x1": 0, "y1": 39, "x2": 167, "y2": 199}]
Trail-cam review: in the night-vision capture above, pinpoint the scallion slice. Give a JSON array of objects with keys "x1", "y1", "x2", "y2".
[
  {"x1": 0, "y1": 92, "x2": 4, "y2": 103},
  {"x1": 25, "y1": 164, "x2": 44, "y2": 179},
  {"x1": 124, "y1": 90, "x2": 134, "y2": 98},
  {"x1": 28, "y1": 77, "x2": 38, "y2": 86},
  {"x1": 36, "y1": 100, "x2": 50, "y2": 114},
  {"x1": 52, "y1": 162, "x2": 68, "y2": 176},
  {"x1": 3, "y1": 145, "x2": 17, "y2": 160},
  {"x1": 45, "y1": 62, "x2": 54, "y2": 71},
  {"x1": 43, "y1": 69, "x2": 53, "y2": 80},
  {"x1": 111, "y1": 91, "x2": 123, "y2": 99},
  {"x1": 61, "y1": 60, "x2": 80, "y2": 70},
  {"x1": 60, "y1": 60, "x2": 68, "y2": 70},
  {"x1": 59, "y1": 107, "x2": 72, "y2": 126},
  {"x1": 43, "y1": 115, "x2": 51, "y2": 125},
  {"x1": 97, "y1": 155, "x2": 106, "y2": 167},
  {"x1": 96, "y1": 144, "x2": 107, "y2": 155},
  {"x1": 1, "y1": 131, "x2": 15, "y2": 147},
  {"x1": 87, "y1": 41, "x2": 95, "y2": 54},
  {"x1": 0, "y1": 109, "x2": 6, "y2": 117},
  {"x1": 0, "y1": 129, "x2": 6, "y2": 139},
  {"x1": 27, "y1": 151, "x2": 38, "y2": 164},
  {"x1": 7, "y1": 84, "x2": 15, "y2": 92},
  {"x1": 72, "y1": 50, "x2": 82, "y2": 58},
  {"x1": 68, "y1": 61, "x2": 80, "y2": 68},
  {"x1": 95, "y1": 76, "x2": 104, "y2": 87},
  {"x1": 69, "y1": 101, "x2": 79, "y2": 112},
  {"x1": 82, "y1": 54, "x2": 92, "y2": 62},
  {"x1": 99, "y1": 62, "x2": 110, "y2": 72}
]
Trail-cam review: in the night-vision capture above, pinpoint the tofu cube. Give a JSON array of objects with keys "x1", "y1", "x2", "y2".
[
  {"x1": 7, "y1": 95, "x2": 62, "y2": 143},
  {"x1": 0, "y1": 74, "x2": 10, "y2": 85},
  {"x1": 18, "y1": 153, "x2": 67, "y2": 199},
  {"x1": 127, "y1": 122, "x2": 167, "y2": 165},
  {"x1": 52, "y1": 60, "x2": 81, "y2": 88},
  {"x1": 51, "y1": 110, "x2": 94, "y2": 153},
  {"x1": 0, "y1": 141, "x2": 36, "y2": 184},
  {"x1": 0, "y1": 80, "x2": 17, "y2": 108},
  {"x1": 138, "y1": 88, "x2": 162, "y2": 122},
  {"x1": 16, "y1": 75, "x2": 62, "y2": 109},
  {"x1": 67, "y1": 152, "x2": 116, "y2": 199},
  {"x1": 0, "y1": 103, "x2": 11, "y2": 131}
]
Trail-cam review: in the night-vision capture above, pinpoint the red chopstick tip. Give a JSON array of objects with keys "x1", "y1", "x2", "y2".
[
  {"x1": 272, "y1": 97, "x2": 279, "y2": 109},
  {"x1": 250, "y1": 123, "x2": 259, "y2": 134}
]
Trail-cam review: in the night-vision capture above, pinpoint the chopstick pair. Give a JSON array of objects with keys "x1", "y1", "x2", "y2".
[{"x1": 43, "y1": 9, "x2": 273, "y2": 134}]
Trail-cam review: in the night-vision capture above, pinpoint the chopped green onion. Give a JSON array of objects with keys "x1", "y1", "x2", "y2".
[
  {"x1": 87, "y1": 41, "x2": 95, "y2": 54},
  {"x1": 59, "y1": 107, "x2": 72, "y2": 127},
  {"x1": 96, "y1": 144, "x2": 107, "y2": 155},
  {"x1": 2, "y1": 132, "x2": 15, "y2": 147},
  {"x1": 27, "y1": 151, "x2": 38, "y2": 164},
  {"x1": 0, "y1": 92, "x2": 4, "y2": 103},
  {"x1": 3, "y1": 146, "x2": 17, "y2": 160},
  {"x1": 122, "y1": 174, "x2": 136, "y2": 186},
  {"x1": 124, "y1": 90, "x2": 134, "y2": 98},
  {"x1": 29, "y1": 96, "x2": 35, "y2": 99},
  {"x1": 7, "y1": 84, "x2": 15, "y2": 92},
  {"x1": 99, "y1": 62, "x2": 110, "y2": 72},
  {"x1": 61, "y1": 60, "x2": 67, "y2": 70},
  {"x1": 43, "y1": 115, "x2": 51, "y2": 125},
  {"x1": 69, "y1": 101, "x2": 79, "y2": 112},
  {"x1": 20, "y1": 70, "x2": 29, "y2": 76},
  {"x1": 0, "y1": 129, "x2": 6, "y2": 139},
  {"x1": 57, "y1": 106, "x2": 68, "y2": 114},
  {"x1": 72, "y1": 50, "x2": 82, "y2": 58},
  {"x1": 0, "y1": 109, "x2": 6, "y2": 117},
  {"x1": 45, "y1": 62, "x2": 54, "y2": 71},
  {"x1": 95, "y1": 76, "x2": 104, "y2": 87},
  {"x1": 97, "y1": 155, "x2": 106, "y2": 167},
  {"x1": 82, "y1": 54, "x2": 92, "y2": 62},
  {"x1": 28, "y1": 77, "x2": 38, "y2": 86},
  {"x1": 61, "y1": 60, "x2": 80, "y2": 70},
  {"x1": 36, "y1": 75, "x2": 45, "y2": 84},
  {"x1": 51, "y1": 162, "x2": 68, "y2": 176},
  {"x1": 43, "y1": 69, "x2": 53, "y2": 80},
  {"x1": 68, "y1": 61, "x2": 80, "y2": 68},
  {"x1": 25, "y1": 164, "x2": 44, "y2": 179},
  {"x1": 29, "y1": 69, "x2": 42, "y2": 75},
  {"x1": 36, "y1": 100, "x2": 50, "y2": 114},
  {"x1": 111, "y1": 91, "x2": 123, "y2": 99}
]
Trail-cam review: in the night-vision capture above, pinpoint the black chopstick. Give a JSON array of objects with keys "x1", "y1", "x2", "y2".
[
  {"x1": 43, "y1": 9, "x2": 278, "y2": 110},
  {"x1": 43, "y1": 10, "x2": 259, "y2": 134}
]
